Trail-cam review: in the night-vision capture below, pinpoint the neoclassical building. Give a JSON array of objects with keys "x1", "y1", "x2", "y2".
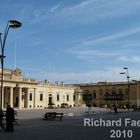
[{"x1": 0, "y1": 68, "x2": 75, "y2": 109}]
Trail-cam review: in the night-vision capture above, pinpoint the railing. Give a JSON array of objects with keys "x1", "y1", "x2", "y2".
[{"x1": 1, "y1": 75, "x2": 37, "y2": 83}]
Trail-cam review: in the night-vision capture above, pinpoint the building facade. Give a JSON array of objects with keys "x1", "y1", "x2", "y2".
[
  {"x1": 1, "y1": 68, "x2": 140, "y2": 109},
  {"x1": 0, "y1": 68, "x2": 75, "y2": 109},
  {"x1": 78, "y1": 81, "x2": 140, "y2": 108}
]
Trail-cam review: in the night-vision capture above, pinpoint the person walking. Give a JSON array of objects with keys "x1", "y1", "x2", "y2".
[
  {"x1": 5, "y1": 105, "x2": 15, "y2": 132},
  {"x1": 114, "y1": 105, "x2": 118, "y2": 115},
  {"x1": 0, "y1": 108, "x2": 4, "y2": 131}
]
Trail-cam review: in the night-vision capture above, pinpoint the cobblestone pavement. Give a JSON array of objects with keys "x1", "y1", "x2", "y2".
[{"x1": 0, "y1": 108, "x2": 139, "y2": 140}]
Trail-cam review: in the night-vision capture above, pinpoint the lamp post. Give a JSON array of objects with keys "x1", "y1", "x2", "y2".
[
  {"x1": 0, "y1": 20, "x2": 22, "y2": 108},
  {"x1": 120, "y1": 67, "x2": 130, "y2": 109}
]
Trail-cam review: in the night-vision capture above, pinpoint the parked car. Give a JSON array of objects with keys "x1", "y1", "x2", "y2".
[{"x1": 61, "y1": 103, "x2": 69, "y2": 108}]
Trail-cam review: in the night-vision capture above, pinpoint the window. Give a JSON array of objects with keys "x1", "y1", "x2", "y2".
[
  {"x1": 99, "y1": 89, "x2": 103, "y2": 95},
  {"x1": 73, "y1": 95, "x2": 75, "y2": 101},
  {"x1": 40, "y1": 94, "x2": 43, "y2": 101},
  {"x1": 29, "y1": 93, "x2": 32, "y2": 101},
  {"x1": 85, "y1": 90, "x2": 89, "y2": 94},
  {"x1": 93, "y1": 91, "x2": 96, "y2": 99},
  {"x1": 57, "y1": 94, "x2": 59, "y2": 101},
  {"x1": 67, "y1": 95, "x2": 69, "y2": 101},
  {"x1": 83, "y1": 94, "x2": 92, "y2": 101},
  {"x1": 105, "y1": 89, "x2": 109, "y2": 93}
]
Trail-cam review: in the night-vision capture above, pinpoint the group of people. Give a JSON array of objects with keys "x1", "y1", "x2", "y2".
[{"x1": 0, "y1": 105, "x2": 15, "y2": 132}]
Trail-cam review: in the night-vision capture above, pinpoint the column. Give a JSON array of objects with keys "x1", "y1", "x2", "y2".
[
  {"x1": 10, "y1": 87, "x2": 13, "y2": 108},
  {"x1": 76, "y1": 93, "x2": 79, "y2": 105},
  {"x1": 96, "y1": 89, "x2": 100, "y2": 107},
  {"x1": 78, "y1": 93, "x2": 81, "y2": 105},
  {"x1": 26, "y1": 88, "x2": 29, "y2": 108},
  {"x1": 78, "y1": 93, "x2": 82, "y2": 106},
  {"x1": 18, "y1": 87, "x2": 22, "y2": 109},
  {"x1": 33, "y1": 88, "x2": 36, "y2": 108},
  {"x1": 1, "y1": 87, "x2": 4, "y2": 108}
]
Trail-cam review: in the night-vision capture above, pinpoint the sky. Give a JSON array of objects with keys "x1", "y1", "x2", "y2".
[{"x1": 0, "y1": 0, "x2": 140, "y2": 83}]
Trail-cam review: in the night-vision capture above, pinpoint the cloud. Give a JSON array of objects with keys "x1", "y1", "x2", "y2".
[
  {"x1": 118, "y1": 56, "x2": 140, "y2": 62},
  {"x1": 71, "y1": 49, "x2": 127, "y2": 56},
  {"x1": 67, "y1": 27, "x2": 140, "y2": 62},
  {"x1": 67, "y1": 48, "x2": 128, "y2": 60},
  {"x1": 53, "y1": 0, "x2": 140, "y2": 25},
  {"x1": 50, "y1": 4, "x2": 62, "y2": 13},
  {"x1": 17, "y1": 0, "x2": 140, "y2": 27},
  {"x1": 22, "y1": 66, "x2": 117, "y2": 83},
  {"x1": 31, "y1": 66, "x2": 140, "y2": 84},
  {"x1": 82, "y1": 27, "x2": 140, "y2": 46},
  {"x1": 43, "y1": 70, "x2": 116, "y2": 83}
]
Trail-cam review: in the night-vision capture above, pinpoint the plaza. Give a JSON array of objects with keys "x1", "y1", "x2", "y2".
[
  {"x1": 1, "y1": 1, "x2": 140, "y2": 140},
  {"x1": 0, "y1": 107, "x2": 140, "y2": 140}
]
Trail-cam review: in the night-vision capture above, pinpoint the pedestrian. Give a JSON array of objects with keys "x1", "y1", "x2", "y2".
[
  {"x1": 87, "y1": 103, "x2": 91, "y2": 115},
  {"x1": 0, "y1": 108, "x2": 4, "y2": 131},
  {"x1": 114, "y1": 105, "x2": 118, "y2": 115},
  {"x1": 5, "y1": 105, "x2": 15, "y2": 132},
  {"x1": 126, "y1": 103, "x2": 130, "y2": 111}
]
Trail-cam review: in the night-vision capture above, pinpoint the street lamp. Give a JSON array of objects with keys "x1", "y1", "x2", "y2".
[
  {"x1": 0, "y1": 20, "x2": 22, "y2": 108},
  {"x1": 120, "y1": 67, "x2": 130, "y2": 109}
]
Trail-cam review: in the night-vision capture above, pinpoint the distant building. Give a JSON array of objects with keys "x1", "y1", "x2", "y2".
[
  {"x1": 0, "y1": 68, "x2": 75, "y2": 109},
  {"x1": 77, "y1": 81, "x2": 140, "y2": 108},
  {"x1": 0, "y1": 68, "x2": 140, "y2": 109}
]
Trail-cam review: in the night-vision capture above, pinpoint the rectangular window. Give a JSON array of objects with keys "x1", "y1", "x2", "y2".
[
  {"x1": 93, "y1": 92, "x2": 96, "y2": 99},
  {"x1": 57, "y1": 94, "x2": 59, "y2": 101},
  {"x1": 29, "y1": 93, "x2": 32, "y2": 101},
  {"x1": 73, "y1": 95, "x2": 75, "y2": 101},
  {"x1": 67, "y1": 95, "x2": 69, "y2": 101},
  {"x1": 40, "y1": 94, "x2": 43, "y2": 101}
]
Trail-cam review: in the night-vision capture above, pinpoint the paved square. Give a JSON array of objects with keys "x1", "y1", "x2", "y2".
[{"x1": 0, "y1": 109, "x2": 140, "y2": 140}]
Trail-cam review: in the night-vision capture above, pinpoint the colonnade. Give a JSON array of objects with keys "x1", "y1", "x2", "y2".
[{"x1": 1, "y1": 86, "x2": 35, "y2": 109}]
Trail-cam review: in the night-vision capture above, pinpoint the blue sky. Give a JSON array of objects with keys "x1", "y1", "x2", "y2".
[{"x1": 0, "y1": 0, "x2": 140, "y2": 83}]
